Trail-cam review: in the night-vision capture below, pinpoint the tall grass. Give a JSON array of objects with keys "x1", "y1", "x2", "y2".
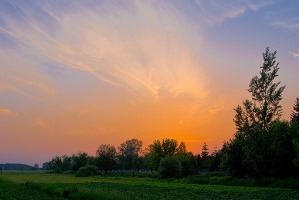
[
  {"x1": 24, "y1": 181, "x2": 126, "y2": 200},
  {"x1": 182, "y1": 174, "x2": 299, "y2": 189}
]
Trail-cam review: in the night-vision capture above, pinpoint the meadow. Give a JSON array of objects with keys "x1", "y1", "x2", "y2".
[{"x1": 1, "y1": 172, "x2": 299, "y2": 200}]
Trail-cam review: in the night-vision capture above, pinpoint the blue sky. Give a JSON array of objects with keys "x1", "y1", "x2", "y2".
[{"x1": 0, "y1": 0, "x2": 298, "y2": 165}]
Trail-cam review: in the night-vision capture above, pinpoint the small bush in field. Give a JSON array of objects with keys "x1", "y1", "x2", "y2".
[
  {"x1": 75, "y1": 165, "x2": 98, "y2": 177},
  {"x1": 158, "y1": 156, "x2": 181, "y2": 178},
  {"x1": 61, "y1": 186, "x2": 79, "y2": 198}
]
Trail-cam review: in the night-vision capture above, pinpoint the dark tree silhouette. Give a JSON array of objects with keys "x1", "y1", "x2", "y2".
[
  {"x1": 96, "y1": 144, "x2": 117, "y2": 173},
  {"x1": 201, "y1": 143, "x2": 209, "y2": 160},
  {"x1": 291, "y1": 97, "x2": 299, "y2": 124},
  {"x1": 71, "y1": 152, "x2": 89, "y2": 172},
  {"x1": 149, "y1": 138, "x2": 179, "y2": 170},
  {"x1": 234, "y1": 47, "x2": 285, "y2": 134},
  {"x1": 118, "y1": 139, "x2": 143, "y2": 173},
  {"x1": 221, "y1": 48, "x2": 298, "y2": 178}
]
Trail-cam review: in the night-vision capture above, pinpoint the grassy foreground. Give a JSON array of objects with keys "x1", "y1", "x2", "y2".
[
  {"x1": 0, "y1": 178, "x2": 63, "y2": 200},
  {"x1": 1, "y1": 173, "x2": 299, "y2": 200}
]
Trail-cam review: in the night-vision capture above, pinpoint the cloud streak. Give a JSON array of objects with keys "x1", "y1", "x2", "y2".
[
  {"x1": 291, "y1": 52, "x2": 299, "y2": 57},
  {"x1": 0, "y1": 0, "x2": 207, "y2": 101},
  {"x1": 0, "y1": 107, "x2": 17, "y2": 116},
  {"x1": 186, "y1": 0, "x2": 274, "y2": 25}
]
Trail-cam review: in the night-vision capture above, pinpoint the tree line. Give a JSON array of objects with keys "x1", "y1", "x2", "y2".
[
  {"x1": 0, "y1": 163, "x2": 39, "y2": 171},
  {"x1": 45, "y1": 48, "x2": 299, "y2": 178},
  {"x1": 44, "y1": 138, "x2": 221, "y2": 178}
]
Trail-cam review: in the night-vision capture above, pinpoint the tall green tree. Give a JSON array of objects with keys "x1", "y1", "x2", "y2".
[
  {"x1": 234, "y1": 47, "x2": 285, "y2": 134},
  {"x1": 224, "y1": 48, "x2": 287, "y2": 177},
  {"x1": 291, "y1": 97, "x2": 299, "y2": 124}
]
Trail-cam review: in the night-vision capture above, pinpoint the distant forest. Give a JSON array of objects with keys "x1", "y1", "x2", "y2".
[{"x1": 0, "y1": 163, "x2": 38, "y2": 171}]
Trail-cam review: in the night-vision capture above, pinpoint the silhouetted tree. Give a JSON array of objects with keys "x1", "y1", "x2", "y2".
[
  {"x1": 223, "y1": 48, "x2": 289, "y2": 178},
  {"x1": 148, "y1": 140, "x2": 163, "y2": 170},
  {"x1": 234, "y1": 47, "x2": 285, "y2": 134},
  {"x1": 201, "y1": 143, "x2": 209, "y2": 160},
  {"x1": 48, "y1": 156, "x2": 63, "y2": 173},
  {"x1": 71, "y1": 152, "x2": 89, "y2": 172},
  {"x1": 200, "y1": 143, "x2": 211, "y2": 170},
  {"x1": 161, "y1": 138, "x2": 178, "y2": 156},
  {"x1": 96, "y1": 144, "x2": 117, "y2": 173},
  {"x1": 176, "y1": 141, "x2": 187, "y2": 156},
  {"x1": 291, "y1": 97, "x2": 299, "y2": 124},
  {"x1": 148, "y1": 138, "x2": 179, "y2": 170},
  {"x1": 118, "y1": 139, "x2": 143, "y2": 172},
  {"x1": 61, "y1": 155, "x2": 72, "y2": 172}
]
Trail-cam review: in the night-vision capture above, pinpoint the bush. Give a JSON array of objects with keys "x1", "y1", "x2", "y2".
[
  {"x1": 75, "y1": 165, "x2": 98, "y2": 177},
  {"x1": 61, "y1": 186, "x2": 79, "y2": 198},
  {"x1": 158, "y1": 156, "x2": 181, "y2": 178}
]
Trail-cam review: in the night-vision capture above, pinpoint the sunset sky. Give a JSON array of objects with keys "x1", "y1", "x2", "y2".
[{"x1": 1, "y1": 0, "x2": 299, "y2": 166}]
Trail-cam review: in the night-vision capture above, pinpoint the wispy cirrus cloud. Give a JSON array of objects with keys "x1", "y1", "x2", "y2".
[
  {"x1": 291, "y1": 52, "x2": 299, "y2": 57},
  {"x1": 0, "y1": 0, "x2": 207, "y2": 101},
  {"x1": 0, "y1": 107, "x2": 17, "y2": 116},
  {"x1": 184, "y1": 0, "x2": 275, "y2": 25},
  {"x1": 34, "y1": 118, "x2": 50, "y2": 130},
  {"x1": 272, "y1": 20, "x2": 299, "y2": 29}
]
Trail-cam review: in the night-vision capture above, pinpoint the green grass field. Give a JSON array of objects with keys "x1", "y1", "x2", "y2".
[
  {"x1": 0, "y1": 177, "x2": 63, "y2": 200},
  {"x1": 1, "y1": 173, "x2": 299, "y2": 200}
]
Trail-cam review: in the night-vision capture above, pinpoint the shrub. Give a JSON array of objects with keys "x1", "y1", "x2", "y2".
[
  {"x1": 61, "y1": 186, "x2": 79, "y2": 198},
  {"x1": 158, "y1": 156, "x2": 181, "y2": 178},
  {"x1": 75, "y1": 165, "x2": 98, "y2": 177}
]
